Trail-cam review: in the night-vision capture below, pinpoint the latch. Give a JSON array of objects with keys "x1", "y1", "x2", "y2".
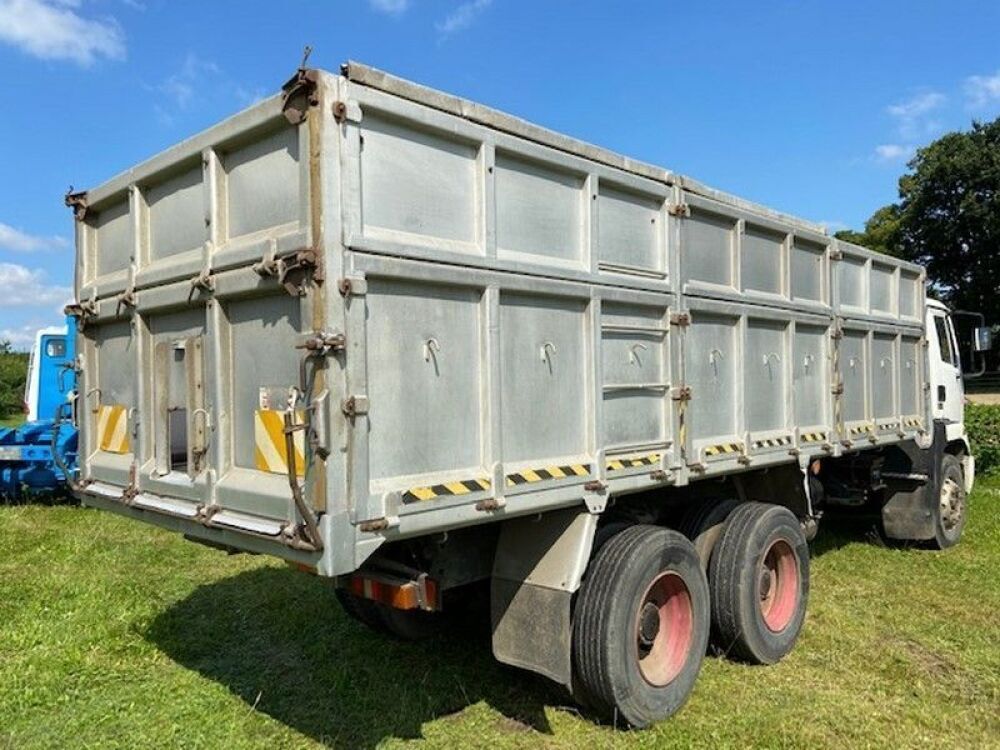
[
  {"x1": 296, "y1": 331, "x2": 346, "y2": 355},
  {"x1": 278, "y1": 247, "x2": 323, "y2": 296},
  {"x1": 341, "y1": 395, "x2": 369, "y2": 418},
  {"x1": 670, "y1": 312, "x2": 691, "y2": 327},
  {"x1": 116, "y1": 286, "x2": 137, "y2": 317},
  {"x1": 64, "y1": 187, "x2": 89, "y2": 221},
  {"x1": 65, "y1": 294, "x2": 98, "y2": 329},
  {"x1": 189, "y1": 268, "x2": 215, "y2": 298}
]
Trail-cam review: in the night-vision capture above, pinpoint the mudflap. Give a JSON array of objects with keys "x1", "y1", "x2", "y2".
[
  {"x1": 880, "y1": 421, "x2": 946, "y2": 541},
  {"x1": 491, "y1": 507, "x2": 597, "y2": 689}
]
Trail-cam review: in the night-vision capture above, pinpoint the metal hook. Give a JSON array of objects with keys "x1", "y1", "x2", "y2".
[
  {"x1": 848, "y1": 356, "x2": 859, "y2": 369},
  {"x1": 880, "y1": 356, "x2": 893, "y2": 369},
  {"x1": 423, "y1": 338, "x2": 441, "y2": 363},
  {"x1": 629, "y1": 342, "x2": 648, "y2": 366},
  {"x1": 763, "y1": 352, "x2": 781, "y2": 380},
  {"x1": 540, "y1": 341, "x2": 557, "y2": 363},
  {"x1": 86, "y1": 387, "x2": 102, "y2": 413},
  {"x1": 803, "y1": 353, "x2": 815, "y2": 372}
]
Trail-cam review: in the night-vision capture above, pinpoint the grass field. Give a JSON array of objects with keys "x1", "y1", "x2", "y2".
[{"x1": 1, "y1": 484, "x2": 998, "y2": 749}]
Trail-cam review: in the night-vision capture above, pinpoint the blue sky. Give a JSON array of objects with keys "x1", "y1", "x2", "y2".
[{"x1": 0, "y1": 0, "x2": 998, "y2": 347}]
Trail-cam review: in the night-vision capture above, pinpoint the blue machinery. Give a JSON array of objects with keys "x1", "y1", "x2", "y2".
[{"x1": 0, "y1": 317, "x2": 78, "y2": 498}]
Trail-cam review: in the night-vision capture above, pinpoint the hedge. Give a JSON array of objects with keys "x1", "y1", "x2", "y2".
[{"x1": 966, "y1": 403, "x2": 1000, "y2": 476}]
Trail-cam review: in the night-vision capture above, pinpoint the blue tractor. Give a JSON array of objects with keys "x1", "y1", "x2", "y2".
[{"x1": 0, "y1": 317, "x2": 78, "y2": 498}]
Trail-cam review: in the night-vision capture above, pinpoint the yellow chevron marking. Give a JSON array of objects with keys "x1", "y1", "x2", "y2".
[
  {"x1": 254, "y1": 409, "x2": 305, "y2": 477},
  {"x1": 408, "y1": 486, "x2": 438, "y2": 501},
  {"x1": 548, "y1": 466, "x2": 567, "y2": 478},
  {"x1": 97, "y1": 404, "x2": 130, "y2": 454},
  {"x1": 443, "y1": 481, "x2": 471, "y2": 495},
  {"x1": 608, "y1": 460, "x2": 624, "y2": 471},
  {"x1": 475, "y1": 478, "x2": 491, "y2": 490},
  {"x1": 571, "y1": 464, "x2": 589, "y2": 476},
  {"x1": 520, "y1": 468, "x2": 541, "y2": 483}
]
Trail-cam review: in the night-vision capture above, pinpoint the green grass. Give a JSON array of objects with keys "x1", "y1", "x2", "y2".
[
  {"x1": 1, "y1": 486, "x2": 998, "y2": 749},
  {"x1": 0, "y1": 415, "x2": 22, "y2": 428}
]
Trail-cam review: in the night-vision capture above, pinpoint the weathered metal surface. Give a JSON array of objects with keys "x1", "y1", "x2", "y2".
[{"x1": 72, "y1": 62, "x2": 930, "y2": 577}]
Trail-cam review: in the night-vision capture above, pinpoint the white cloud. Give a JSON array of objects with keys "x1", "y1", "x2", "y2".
[
  {"x1": 965, "y1": 71, "x2": 1000, "y2": 110},
  {"x1": 0, "y1": 0, "x2": 125, "y2": 66},
  {"x1": 873, "y1": 144, "x2": 914, "y2": 164},
  {"x1": 886, "y1": 91, "x2": 946, "y2": 140},
  {"x1": 158, "y1": 52, "x2": 220, "y2": 109},
  {"x1": 369, "y1": 0, "x2": 409, "y2": 14},
  {"x1": 0, "y1": 322, "x2": 48, "y2": 350},
  {"x1": 0, "y1": 263, "x2": 72, "y2": 308},
  {"x1": 436, "y1": 0, "x2": 492, "y2": 36},
  {"x1": 0, "y1": 222, "x2": 69, "y2": 253}
]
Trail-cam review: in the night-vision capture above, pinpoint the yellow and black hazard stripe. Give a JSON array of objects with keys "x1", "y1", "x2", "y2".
[
  {"x1": 801, "y1": 431, "x2": 828, "y2": 443},
  {"x1": 403, "y1": 477, "x2": 491, "y2": 503},
  {"x1": 704, "y1": 442, "x2": 743, "y2": 458},
  {"x1": 506, "y1": 464, "x2": 590, "y2": 487},
  {"x1": 752, "y1": 436, "x2": 793, "y2": 450},
  {"x1": 96, "y1": 404, "x2": 130, "y2": 454},
  {"x1": 255, "y1": 409, "x2": 305, "y2": 477},
  {"x1": 849, "y1": 424, "x2": 875, "y2": 436},
  {"x1": 902, "y1": 416, "x2": 923, "y2": 428},
  {"x1": 607, "y1": 453, "x2": 662, "y2": 471}
]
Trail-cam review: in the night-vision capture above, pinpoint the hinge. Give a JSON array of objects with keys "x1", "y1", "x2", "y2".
[
  {"x1": 116, "y1": 287, "x2": 137, "y2": 317},
  {"x1": 668, "y1": 202, "x2": 691, "y2": 218},
  {"x1": 341, "y1": 395, "x2": 369, "y2": 418},
  {"x1": 65, "y1": 295, "x2": 97, "y2": 328},
  {"x1": 671, "y1": 385, "x2": 693, "y2": 402},
  {"x1": 281, "y1": 48, "x2": 320, "y2": 126},
  {"x1": 277, "y1": 247, "x2": 323, "y2": 296},
  {"x1": 831, "y1": 383, "x2": 844, "y2": 395},
  {"x1": 338, "y1": 276, "x2": 367, "y2": 297},
  {"x1": 64, "y1": 188, "x2": 89, "y2": 221},
  {"x1": 670, "y1": 312, "x2": 691, "y2": 327}
]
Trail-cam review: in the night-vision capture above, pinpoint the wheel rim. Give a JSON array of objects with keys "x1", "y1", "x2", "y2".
[
  {"x1": 635, "y1": 571, "x2": 694, "y2": 686},
  {"x1": 939, "y1": 477, "x2": 965, "y2": 532},
  {"x1": 758, "y1": 539, "x2": 799, "y2": 633}
]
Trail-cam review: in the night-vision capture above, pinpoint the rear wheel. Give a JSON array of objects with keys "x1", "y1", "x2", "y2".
[
  {"x1": 572, "y1": 525, "x2": 709, "y2": 727},
  {"x1": 678, "y1": 498, "x2": 741, "y2": 569},
  {"x1": 930, "y1": 454, "x2": 966, "y2": 550},
  {"x1": 709, "y1": 503, "x2": 809, "y2": 664},
  {"x1": 335, "y1": 589, "x2": 442, "y2": 640}
]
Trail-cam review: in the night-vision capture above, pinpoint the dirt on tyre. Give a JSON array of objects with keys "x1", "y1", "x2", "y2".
[
  {"x1": 709, "y1": 502, "x2": 809, "y2": 664},
  {"x1": 678, "y1": 498, "x2": 741, "y2": 569},
  {"x1": 930, "y1": 454, "x2": 966, "y2": 549},
  {"x1": 572, "y1": 525, "x2": 710, "y2": 728}
]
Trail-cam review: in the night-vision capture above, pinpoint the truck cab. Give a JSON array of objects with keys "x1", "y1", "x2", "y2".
[{"x1": 24, "y1": 322, "x2": 74, "y2": 422}]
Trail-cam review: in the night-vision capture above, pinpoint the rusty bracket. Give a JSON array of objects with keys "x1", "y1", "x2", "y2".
[
  {"x1": 475, "y1": 497, "x2": 505, "y2": 512},
  {"x1": 650, "y1": 469, "x2": 669, "y2": 481},
  {"x1": 583, "y1": 480, "x2": 607, "y2": 493},
  {"x1": 671, "y1": 385, "x2": 693, "y2": 402},
  {"x1": 64, "y1": 188, "x2": 89, "y2": 221},
  {"x1": 121, "y1": 464, "x2": 139, "y2": 505},
  {"x1": 332, "y1": 100, "x2": 348, "y2": 123},
  {"x1": 668, "y1": 202, "x2": 691, "y2": 218},
  {"x1": 359, "y1": 517, "x2": 390, "y2": 532},
  {"x1": 116, "y1": 287, "x2": 137, "y2": 317},
  {"x1": 670, "y1": 312, "x2": 691, "y2": 327},
  {"x1": 281, "y1": 62, "x2": 320, "y2": 125},
  {"x1": 296, "y1": 331, "x2": 346, "y2": 355},
  {"x1": 829, "y1": 247, "x2": 844, "y2": 261},
  {"x1": 341, "y1": 395, "x2": 369, "y2": 418},
  {"x1": 278, "y1": 247, "x2": 323, "y2": 296},
  {"x1": 65, "y1": 295, "x2": 98, "y2": 329}
]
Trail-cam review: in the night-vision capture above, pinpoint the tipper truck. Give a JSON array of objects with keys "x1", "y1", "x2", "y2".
[{"x1": 68, "y1": 61, "x2": 979, "y2": 726}]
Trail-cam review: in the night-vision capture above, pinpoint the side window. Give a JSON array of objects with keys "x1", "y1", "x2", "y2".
[
  {"x1": 933, "y1": 315, "x2": 954, "y2": 365},
  {"x1": 45, "y1": 338, "x2": 66, "y2": 358}
]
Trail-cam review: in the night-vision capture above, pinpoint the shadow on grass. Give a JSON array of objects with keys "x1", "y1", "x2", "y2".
[{"x1": 145, "y1": 567, "x2": 563, "y2": 748}]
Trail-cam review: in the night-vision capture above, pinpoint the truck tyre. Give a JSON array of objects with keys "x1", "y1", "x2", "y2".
[
  {"x1": 572, "y1": 525, "x2": 709, "y2": 728},
  {"x1": 709, "y1": 503, "x2": 809, "y2": 664},
  {"x1": 678, "y1": 498, "x2": 741, "y2": 569},
  {"x1": 335, "y1": 588, "x2": 442, "y2": 640},
  {"x1": 335, "y1": 589, "x2": 391, "y2": 634},
  {"x1": 930, "y1": 454, "x2": 966, "y2": 550}
]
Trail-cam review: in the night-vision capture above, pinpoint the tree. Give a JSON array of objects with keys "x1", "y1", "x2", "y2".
[
  {"x1": 0, "y1": 341, "x2": 28, "y2": 419},
  {"x1": 838, "y1": 117, "x2": 1000, "y2": 321}
]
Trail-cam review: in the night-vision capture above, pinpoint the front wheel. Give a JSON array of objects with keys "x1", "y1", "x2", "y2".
[
  {"x1": 572, "y1": 525, "x2": 710, "y2": 728},
  {"x1": 930, "y1": 453, "x2": 967, "y2": 549}
]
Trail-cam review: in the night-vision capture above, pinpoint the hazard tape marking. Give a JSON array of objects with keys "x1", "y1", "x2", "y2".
[
  {"x1": 801, "y1": 432, "x2": 828, "y2": 443},
  {"x1": 96, "y1": 404, "x2": 130, "y2": 454},
  {"x1": 403, "y1": 477, "x2": 491, "y2": 503},
  {"x1": 903, "y1": 417, "x2": 923, "y2": 428},
  {"x1": 607, "y1": 453, "x2": 662, "y2": 471},
  {"x1": 506, "y1": 464, "x2": 590, "y2": 487},
  {"x1": 704, "y1": 442, "x2": 743, "y2": 457},
  {"x1": 752, "y1": 436, "x2": 793, "y2": 450},
  {"x1": 254, "y1": 409, "x2": 305, "y2": 477},
  {"x1": 849, "y1": 424, "x2": 875, "y2": 436}
]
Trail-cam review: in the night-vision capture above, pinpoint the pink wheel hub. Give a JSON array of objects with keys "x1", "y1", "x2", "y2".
[
  {"x1": 636, "y1": 571, "x2": 694, "y2": 686},
  {"x1": 759, "y1": 539, "x2": 799, "y2": 632}
]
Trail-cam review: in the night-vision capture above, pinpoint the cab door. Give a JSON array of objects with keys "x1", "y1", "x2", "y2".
[{"x1": 927, "y1": 308, "x2": 963, "y2": 425}]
